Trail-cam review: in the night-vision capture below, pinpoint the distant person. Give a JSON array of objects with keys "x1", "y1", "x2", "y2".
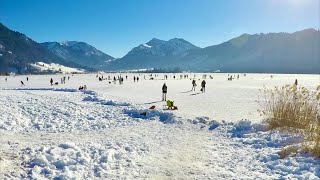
[
  {"x1": 134, "y1": 76, "x2": 136, "y2": 82},
  {"x1": 162, "y1": 83, "x2": 167, "y2": 101},
  {"x1": 20, "y1": 81, "x2": 25, "y2": 86},
  {"x1": 191, "y1": 79, "x2": 197, "y2": 91},
  {"x1": 5, "y1": 78, "x2": 7, "y2": 82},
  {"x1": 50, "y1": 78, "x2": 53, "y2": 86},
  {"x1": 294, "y1": 79, "x2": 298, "y2": 86},
  {"x1": 137, "y1": 77, "x2": 139, "y2": 82},
  {"x1": 26, "y1": 77, "x2": 29, "y2": 81},
  {"x1": 201, "y1": 80, "x2": 206, "y2": 93}
]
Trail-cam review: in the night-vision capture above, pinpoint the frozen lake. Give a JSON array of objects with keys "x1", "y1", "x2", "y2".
[
  {"x1": 0, "y1": 73, "x2": 319, "y2": 179},
  {"x1": 1, "y1": 73, "x2": 319, "y2": 122}
]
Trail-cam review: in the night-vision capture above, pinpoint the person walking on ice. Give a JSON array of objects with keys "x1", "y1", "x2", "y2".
[
  {"x1": 191, "y1": 79, "x2": 197, "y2": 91},
  {"x1": 201, "y1": 80, "x2": 206, "y2": 93},
  {"x1": 50, "y1": 78, "x2": 53, "y2": 86},
  {"x1": 162, "y1": 83, "x2": 167, "y2": 101}
]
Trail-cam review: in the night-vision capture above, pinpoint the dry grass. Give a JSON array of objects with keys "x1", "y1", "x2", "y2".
[
  {"x1": 277, "y1": 146, "x2": 298, "y2": 159},
  {"x1": 258, "y1": 84, "x2": 320, "y2": 157}
]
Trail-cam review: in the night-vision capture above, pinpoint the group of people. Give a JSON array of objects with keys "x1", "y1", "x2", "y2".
[
  {"x1": 162, "y1": 79, "x2": 207, "y2": 101},
  {"x1": 133, "y1": 76, "x2": 139, "y2": 82},
  {"x1": 50, "y1": 76, "x2": 71, "y2": 86},
  {"x1": 191, "y1": 79, "x2": 206, "y2": 92},
  {"x1": 78, "y1": 85, "x2": 87, "y2": 90}
]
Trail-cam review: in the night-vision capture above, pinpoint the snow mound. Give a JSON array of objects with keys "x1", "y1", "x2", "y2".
[
  {"x1": 228, "y1": 119, "x2": 267, "y2": 138},
  {"x1": 0, "y1": 90, "x2": 138, "y2": 132},
  {"x1": 123, "y1": 108, "x2": 178, "y2": 124},
  {"x1": 83, "y1": 94, "x2": 130, "y2": 107},
  {"x1": 20, "y1": 142, "x2": 149, "y2": 179}
]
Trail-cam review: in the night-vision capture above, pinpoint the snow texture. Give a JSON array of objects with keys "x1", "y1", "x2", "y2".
[{"x1": 0, "y1": 73, "x2": 319, "y2": 179}]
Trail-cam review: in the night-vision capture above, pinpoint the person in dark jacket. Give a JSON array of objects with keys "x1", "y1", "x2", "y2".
[
  {"x1": 50, "y1": 78, "x2": 53, "y2": 86},
  {"x1": 162, "y1": 83, "x2": 167, "y2": 101},
  {"x1": 191, "y1": 79, "x2": 196, "y2": 91},
  {"x1": 201, "y1": 80, "x2": 206, "y2": 93}
]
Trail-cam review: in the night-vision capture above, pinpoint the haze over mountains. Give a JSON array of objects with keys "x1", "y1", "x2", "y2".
[{"x1": 0, "y1": 22, "x2": 319, "y2": 74}]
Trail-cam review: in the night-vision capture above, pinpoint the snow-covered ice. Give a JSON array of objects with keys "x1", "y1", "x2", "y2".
[{"x1": 0, "y1": 73, "x2": 319, "y2": 179}]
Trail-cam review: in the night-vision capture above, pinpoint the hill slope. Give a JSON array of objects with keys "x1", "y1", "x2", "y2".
[
  {"x1": 41, "y1": 41, "x2": 114, "y2": 70},
  {"x1": 0, "y1": 23, "x2": 86, "y2": 73}
]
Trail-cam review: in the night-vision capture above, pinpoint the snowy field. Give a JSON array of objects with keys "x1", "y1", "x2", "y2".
[{"x1": 0, "y1": 73, "x2": 319, "y2": 179}]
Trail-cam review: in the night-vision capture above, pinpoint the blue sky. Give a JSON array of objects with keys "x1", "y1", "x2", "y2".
[{"x1": 0, "y1": 0, "x2": 319, "y2": 57}]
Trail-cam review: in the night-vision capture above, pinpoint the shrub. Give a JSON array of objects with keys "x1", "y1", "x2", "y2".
[{"x1": 258, "y1": 84, "x2": 320, "y2": 157}]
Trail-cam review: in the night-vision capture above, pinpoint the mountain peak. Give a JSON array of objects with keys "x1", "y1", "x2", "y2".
[
  {"x1": 168, "y1": 38, "x2": 187, "y2": 42},
  {"x1": 294, "y1": 28, "x2": 318, "y2": 34},
  {"x1": 147, "y1": 38, "x2": 165, "y2": 45}
]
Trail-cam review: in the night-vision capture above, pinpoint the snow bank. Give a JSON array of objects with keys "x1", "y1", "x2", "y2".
[
  {"x1": 0, "y1": 90, "x2": 138, "y2": 132},
  {"x1": 20, "y1": 141, "x2": 149, "y2": 179},
  {"x1": 82, "y1": 93, "x2": 130, "y2": 107},
  {"x1": 227, "y1": 119, "x2": 267, "y2": 138},
  {"x1": 123, "y1": 108, "x2": 178, "y2": 124},
  {"x1": 210, "y1": 120, "x2": 319, "y2": 179}
]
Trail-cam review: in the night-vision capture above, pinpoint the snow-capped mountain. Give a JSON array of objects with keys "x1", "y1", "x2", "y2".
[
  {"x1": 108, "y1": 38, "x2": 200, "y2": 70},
  {"x1": 108, "y1": 29, "x2": 320, "y2": 73},
  {"x1": 41, "y1": 41, "x2": 114, "y2": 70},
  {"x1": 126, "y1": 38, "x2": 199, "y2": 57},
  {"x1": 0, "y1": 23, "x2": 85, "y2": 74},
  {"x1": 1, "y1": 21, "x2": 319, "y2": 74}
]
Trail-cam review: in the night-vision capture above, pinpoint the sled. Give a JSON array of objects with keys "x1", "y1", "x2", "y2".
[
  {"x1": 149, "y1": 105, "x2": 156, "y2": 109},
  {"x1": 165, "y1": 100, "x2": 178, "y2": 110}
]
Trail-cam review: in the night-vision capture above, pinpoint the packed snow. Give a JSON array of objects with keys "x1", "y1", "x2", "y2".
[
  {"x1": 0, "y1": 73, "x2": 319, "y2": 179},
  {"x1": 30, "y1": 62, "x2": 84, "y2": 74}
]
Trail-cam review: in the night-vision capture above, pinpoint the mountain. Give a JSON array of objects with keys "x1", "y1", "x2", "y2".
[
  {"x1": 108, "y1": 38, "x2": 200, "y2": 70},
  {"x1": 0, "y1": 23, "x2": 88, "y2": 74},
  {"x1": 1, "y1": 21, "x2": 318, "y2": 74},
  {"x1": 41, "y1": 41, "x2": 114, "y2": 70},
  {"x1": 188, "y1": 28, "x2": 320, "y2": 73},
  {"x1": 108, "y1": 29, "x2": 320, "y2": 74}
]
